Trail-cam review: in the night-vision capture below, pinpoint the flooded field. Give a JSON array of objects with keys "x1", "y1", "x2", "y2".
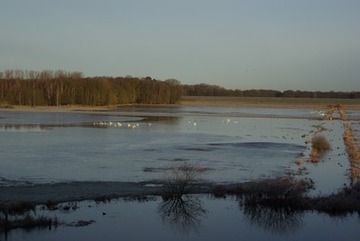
[
  {"x1": 1, "y1": 105, "x2": 360, "y2": 240},
  {"x1": 0, "y1": 107, "x2": 352, "y2": 187},
  {"x1": 3, "y1": 195, "x2": 360, "y2": 241}
]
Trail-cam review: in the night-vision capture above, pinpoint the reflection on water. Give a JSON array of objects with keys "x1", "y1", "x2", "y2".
[
  {"x1": 0, "y1": 124, "x2": 46, "y2": 132},
  {"x1": 3, "y1": 195, "x2": 360, "y2": 241},
  {"x1": 240, "y1": 200, "x2": 304, "y2": 235},
  {"x1": 158, "y1": 195, "x2": 207, "y2": 235},
  {"x1": 0, "y1": 116, "x2": 180, "y2": 132}
]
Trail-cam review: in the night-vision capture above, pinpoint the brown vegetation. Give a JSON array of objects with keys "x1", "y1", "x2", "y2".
[
  {"x1": 311, "y1": 135, "x2": 331, "y2": 152},
  {"x1": 309, "y1": 135, "x2": 331, "y2": 163},
  {"x1": 337, "y1": 105, "x2": 360, "y2": 180},
  {"x1": 213, "y1": 176, "x2": 360, "y2": 216},
  {"x1": 323, "y1": 104, "x2": 338, "y2": 120}
]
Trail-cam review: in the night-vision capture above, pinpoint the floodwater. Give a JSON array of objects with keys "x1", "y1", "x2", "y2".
[
  {"x1": 4, "y1": 195, "x2": 360, "y2": 241},
  {"x1": 1, "y1": 106, "x2": 360, "y2": 240},
  {"x1": 0, "y1": 106, "x2": 352, "y2": 190}
]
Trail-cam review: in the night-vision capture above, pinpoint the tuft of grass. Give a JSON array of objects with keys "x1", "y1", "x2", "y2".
[
  {"x1": 310, "y1": 135, "x2": 331, "y2": 163},
  {"x1": 294, "y1": 159, "x2": 302, "y2": 166},
  {"x1": 312, "y1": 135, "x2": 331, "y2": 151}
]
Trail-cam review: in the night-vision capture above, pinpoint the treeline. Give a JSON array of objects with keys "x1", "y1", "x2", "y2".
[
  {"x1": 1, "y1": 69, "x2": 358, "y2": 106},
  {"x1": 183, "y1": 83, "x2": 360, "y2": 99},
  {"x1": 0, "y1": 70, "x2": 183, "y2": 106}
]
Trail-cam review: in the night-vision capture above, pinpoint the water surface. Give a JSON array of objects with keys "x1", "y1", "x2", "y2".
[
  {"x1": 4, "y1": 195, "x2": 360, "y2": 241},
  {"x1": 0, "y1": 106, "x2": 357, "y2": 194},
  {"x1": 1, "y1": 106, "x2": 360, "y2": 241}
]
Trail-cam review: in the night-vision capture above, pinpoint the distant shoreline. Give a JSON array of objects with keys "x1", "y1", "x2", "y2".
[
  {"x1": 1, "y1": 96, "x2": 360, "y2": 113},
  {"x1": 180, "y1": 96, "x2": 360, "y2": 109}
]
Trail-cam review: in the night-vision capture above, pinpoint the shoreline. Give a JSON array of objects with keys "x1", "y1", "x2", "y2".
[
  {"x1": 1, "y1": 96, "x2": 360, "y2": 114},
  {"x1": 0, "y1": 181, "x2": 216, "y2": 205},
  {"x1": 1, "y1": 179, "x2": 360, "y2": 216}
]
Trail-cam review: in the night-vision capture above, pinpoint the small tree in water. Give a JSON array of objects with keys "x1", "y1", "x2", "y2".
[{"x1": 163, "y1": 162, "x2": 201, "y2": 199}]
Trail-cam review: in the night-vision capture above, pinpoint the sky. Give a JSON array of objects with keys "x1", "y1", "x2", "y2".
[{"x1": 1, "y1": 0, "x2": 359, "y2": 91}]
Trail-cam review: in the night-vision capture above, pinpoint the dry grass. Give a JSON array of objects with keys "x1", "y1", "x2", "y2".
[
  {"x1": 310, "y1": 135, "x2": 331, "y2": 163},
  {"x1": 323, "y1": 105, "x2": 337, "y2": 120},
  {"x1": 343, "y1": 123, "x2": 360, "y2": 180},
  {"x1": 343, "y1": 124, "x2": 360, "y2": 161},
  {"x1": 294, "y1": 159, "x2": 302, "y2": 166},
  {"x1": 214, "y1": 177, "x2": 360, "y2": 216},
  {"x1": 338, "y1": 105, "x2": 347, "y2": 121},
  {"x1": 312, "y1": 135, "x2": 331, "y2": 151},
  {"x1": 180, "y1": 96, "x2": 360, "y2": 108},
  {"x1": 340, "y1": 105, "x2": 360, "y2": 180},
  {"x1": 213, "y1": 177, "x2": 314, "y2": 200}
]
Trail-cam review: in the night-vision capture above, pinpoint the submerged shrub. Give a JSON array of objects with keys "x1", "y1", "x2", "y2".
[
  {"x1": 163, "y1": 162, "x2": 204, "y2": 198},
  {"x1": 312, "y1": 135, "x2": 331, "y2": 152},
  {"x1": 310, "y1": 135, "x2": 331, "y2": 163}
]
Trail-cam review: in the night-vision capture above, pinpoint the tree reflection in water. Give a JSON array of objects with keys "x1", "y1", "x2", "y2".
[
  {"x1": 158, "y1": 195, "x2": 207, "y2": 235},
  {"x1": 240, "y1": 200, "x2": 304, "y2": 235}
]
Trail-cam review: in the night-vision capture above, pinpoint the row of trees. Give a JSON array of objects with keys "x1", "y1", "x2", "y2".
[
  {"x1": 183, "y1": 84, "x2": 360, "y2": 99},
  {"x1": 0, "y1": 70, "x2": 183, "y2": 106},
  {"x1": 1, "y1": 69, "x2": 358, "y2": 106}
]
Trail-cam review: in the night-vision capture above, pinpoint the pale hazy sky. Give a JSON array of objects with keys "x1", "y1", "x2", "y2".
[{"x1": 1, "y1": 0, "x2": 359, "y2": 91}]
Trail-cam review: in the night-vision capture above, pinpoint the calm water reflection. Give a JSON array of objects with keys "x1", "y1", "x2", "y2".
[
  {"x1": 241, "y1": 201, "x2": 304, "y2": 235},
  {"x1": 158, "y1": 195, "x2": 207, "y2": 235},
  {"x1": 3, "y1": 195, "x2": 360, "y2": 241}
]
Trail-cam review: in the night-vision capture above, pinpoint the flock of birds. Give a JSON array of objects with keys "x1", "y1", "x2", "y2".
[
  {"x1": 310, "y1": 110, "x2": 328, "y2": 118},
  {"x1": 187, "y1": 118, "x2": 241, "y2": 128},
  {"x1": 92, "y1": 118, "x2": 241, "y2": 129},
  {"x1": 92, "y1": 121, "x2": 151, "y2": 129},
  {"x1": 92, "y1": 111, "x2": 327, "y2": 130}
]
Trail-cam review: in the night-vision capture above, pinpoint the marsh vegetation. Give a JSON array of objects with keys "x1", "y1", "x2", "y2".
[{"x1": 310, "y1": 135, "x2": 331, "y2": 163}]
